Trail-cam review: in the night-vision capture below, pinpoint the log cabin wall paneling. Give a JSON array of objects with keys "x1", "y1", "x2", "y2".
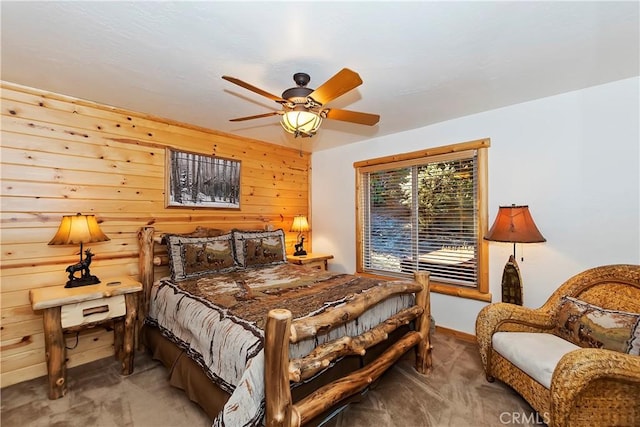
[{"x1": 0, "y1": 81, "x2": 311, "y2": 388}]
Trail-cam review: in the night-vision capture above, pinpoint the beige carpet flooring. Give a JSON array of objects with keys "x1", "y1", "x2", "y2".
[{"x1": 1, "y1": 332, "x2": 541, "y2": 427}]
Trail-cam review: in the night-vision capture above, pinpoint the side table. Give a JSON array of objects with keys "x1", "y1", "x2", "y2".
[
  {"x1": 287, "y1": 253, "x2": 334, "y2": 271},
  {"x1": 29, "y1": 276, "x2": 142, "y2": 399}
]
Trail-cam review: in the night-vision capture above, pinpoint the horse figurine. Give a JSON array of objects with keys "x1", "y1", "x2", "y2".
[{"x1": 65, "y1": 249, "x2": 100, "y2": 287}]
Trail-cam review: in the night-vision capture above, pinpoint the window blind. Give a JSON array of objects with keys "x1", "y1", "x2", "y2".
[{"x1": 360, "y1": 151, "x2": 479, "y2": 287}]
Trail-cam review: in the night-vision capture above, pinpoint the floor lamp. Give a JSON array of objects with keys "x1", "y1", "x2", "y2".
[{"x1": 484, "y1": 205, "x2": 545, "y2": 305}]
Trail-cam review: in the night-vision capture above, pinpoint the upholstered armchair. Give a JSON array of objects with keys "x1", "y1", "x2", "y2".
[{"x1": 476, "y1": 264, "x2": 640, "y2": 427}]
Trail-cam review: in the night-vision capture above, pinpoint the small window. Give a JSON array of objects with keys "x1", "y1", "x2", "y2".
[{"x1": 355, "y1": 139, "x2": 490, "y2": 299}]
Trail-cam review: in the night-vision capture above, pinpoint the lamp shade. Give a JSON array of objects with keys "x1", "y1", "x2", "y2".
[
  {"x1": 484, "y1": 205, "x2": 545, "y2": 243},
  {"x1": 48, "y1": 213, "x2": 110, "y2": 245},
  {"x1": 281, "y1": 110, "x2": 322, "y2": 137},
  {"x1": 290, "y1": 215, "x2": 310, "y2": 233}
]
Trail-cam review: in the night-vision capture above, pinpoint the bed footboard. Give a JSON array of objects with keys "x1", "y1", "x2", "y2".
[{"x1": 265, "y1": 271, "x2": 431, "y2": 427}]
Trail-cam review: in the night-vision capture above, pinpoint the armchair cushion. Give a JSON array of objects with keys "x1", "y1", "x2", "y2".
[
  {"x1": 492, "y1": 332, "x2": 580, "y2": 389},
  {"x1": 556, "y1": 296, "x2": 640, "y2": 355}
]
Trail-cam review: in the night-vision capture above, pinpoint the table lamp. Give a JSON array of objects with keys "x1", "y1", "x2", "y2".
[
  {"x1": 49, "y1": 213, "x2": 110, "y2": 288},
  {"x1": 290, "y1": 215, "x2": 310, "y2": 256},
  {"x1": 484, "y1": 205, "x2": 545, "y2": 305}
]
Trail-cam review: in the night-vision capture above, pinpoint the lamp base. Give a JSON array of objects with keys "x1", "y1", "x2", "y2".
[
  {"x1": 293, "y1": 236, "x2": 307, "y2": 256},
  {"x1": 501, "y1": 255, "x2": 523, "y2": 305},
  {"x1": 65, "y1": 275, "x2": 101, "y2": 288},
  {"x1": 64, "y1": 248, "x2": 100, "y2": 288}
]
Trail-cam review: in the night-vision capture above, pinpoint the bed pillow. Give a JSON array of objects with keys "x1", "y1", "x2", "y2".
[
  {"x1": 165, "y1": 233, "x2": 237, "y2": 281},
  {"x1": 232, "y1": 229, "x2": 287, "y2": 267},
  {"x1": 555, "y1": 296, "x2": 640, "y2": 355}
]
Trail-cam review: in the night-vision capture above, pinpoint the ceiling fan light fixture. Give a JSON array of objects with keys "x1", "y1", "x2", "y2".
[
  {"x1": 281, "y1": 109, "x2": 322, "y2": 138},
  {"x1": 224, "y1": 69, "x2": 377, "y2": 135}
]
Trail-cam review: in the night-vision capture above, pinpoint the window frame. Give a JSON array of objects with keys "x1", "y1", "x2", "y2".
[{"x1": 354, "y1": 138, "x2": 491, "y2": 302}]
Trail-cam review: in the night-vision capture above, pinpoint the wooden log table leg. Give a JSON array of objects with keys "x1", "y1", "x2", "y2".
[
  {"x1": 120, "y1": 293, "x2": 138, "y2": 375},
  {"x1": 113, "y1": 319, "x2": 124, "y2": 361},
  {"x1": 42, "y1": 307, "x2": 67, "y2": 399}
]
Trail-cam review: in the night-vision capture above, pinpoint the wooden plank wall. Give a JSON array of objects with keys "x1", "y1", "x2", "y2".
[{"x1": 0, "y1": 81, "x2": 311, "y2": 388}]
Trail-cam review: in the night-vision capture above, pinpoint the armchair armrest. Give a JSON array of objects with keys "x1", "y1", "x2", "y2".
[
  {"x1": 550, "y1": 348, "x2": 640, "y2": 427},
  {"x1": 475, "y1": 303, "x2": 554, "y2": 372}
]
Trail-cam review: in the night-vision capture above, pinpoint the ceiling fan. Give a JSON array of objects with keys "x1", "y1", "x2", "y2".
[{"x1": 222, "y1": 68, "x2": 380, "y2": 138}]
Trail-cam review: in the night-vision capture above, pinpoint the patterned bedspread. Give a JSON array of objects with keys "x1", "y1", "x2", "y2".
[{"x1": 146, "y1": 263, "x2": 416, "y2": 427}]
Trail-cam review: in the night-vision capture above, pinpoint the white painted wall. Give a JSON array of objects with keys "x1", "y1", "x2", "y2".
[{"x1": 311, "y1": 77, "x2": 640, "y2": 335}]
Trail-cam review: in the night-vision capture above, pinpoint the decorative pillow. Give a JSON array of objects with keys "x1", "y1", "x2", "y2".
[
  {"x1": 556, "y1": 296, "x2": 640, "y2": 355},
  {"x1": 165, "y1": 233, "x2": 237, "y2": 281},
  {"x1": 232, "y1": 229, "x2": 286, "y2": 268}
]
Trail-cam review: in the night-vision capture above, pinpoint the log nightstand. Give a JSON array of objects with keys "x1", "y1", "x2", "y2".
[
  {"x1": 287, "y1": 253, "x2": 334, "y2": 271},
  {"x1": 29, "y1": 276, "x2": 142, "y2": 399}
]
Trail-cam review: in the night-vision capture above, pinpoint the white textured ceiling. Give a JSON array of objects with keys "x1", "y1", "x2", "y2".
[{"x1": 2, "y1": 1, "x2": 638, "y2": 152}]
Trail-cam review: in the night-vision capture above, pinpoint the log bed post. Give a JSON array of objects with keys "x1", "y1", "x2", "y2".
[
  {"x1": 265, "y1": 309, "x2": 296, "y2": 427},
  {"x1": 137, "y1": 226, "x2": 155, "y2": 350},
  {"x1": 414, "y1": 271, "x2": 432, "y2": 374}
]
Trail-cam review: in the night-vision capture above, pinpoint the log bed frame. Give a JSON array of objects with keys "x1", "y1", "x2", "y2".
[{"x1": 138, "y1": 226, "x2": 432, "y2": 427}]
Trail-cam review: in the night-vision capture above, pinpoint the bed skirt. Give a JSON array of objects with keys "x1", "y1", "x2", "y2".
[{"x1": 143, "y1": 323, "x2": 410, "y2": 425}]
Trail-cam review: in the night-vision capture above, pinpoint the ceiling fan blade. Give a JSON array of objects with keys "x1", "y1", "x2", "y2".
[
  {"x1": 309, "y1": 68, "x2": 363, "y2": 105},
  {"x1": 324, "y1": 108, "x2": 380, "y2": 126},
  {"x1": 229, "y1": 111, "x2": 281, "y2": 122},
  {"x1": 222, "y1": 76, "x2": 288, "y2": 104}
]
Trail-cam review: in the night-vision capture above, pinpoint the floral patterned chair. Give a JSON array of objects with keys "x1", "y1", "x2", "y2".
[{"x1": 476, "y1": 264, "x2": 640, "y2": 427}]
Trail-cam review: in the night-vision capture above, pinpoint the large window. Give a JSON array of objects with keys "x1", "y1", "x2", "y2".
[{"x1": 355, "y1": 139, "x2": 490, "y2": 300}]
